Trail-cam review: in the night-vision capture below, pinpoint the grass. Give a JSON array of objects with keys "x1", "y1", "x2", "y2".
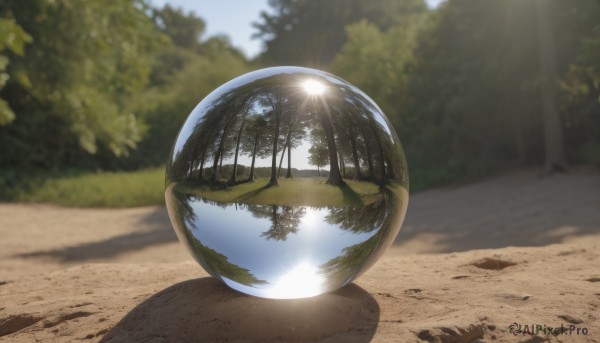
[
  {"x1": 174, "y1": 177, "x2": 404, "y2": 207},
  {"x1": 0, "y1": 167, "x2": 165, "y2": 207},
  {"x1": 0, "y1": 168, "x2": 407, "y2": 208}
]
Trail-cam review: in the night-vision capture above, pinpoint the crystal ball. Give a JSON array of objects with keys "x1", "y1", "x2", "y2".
[{"x1": 165, "y1": 66, "x2": 408, "y2": 299}]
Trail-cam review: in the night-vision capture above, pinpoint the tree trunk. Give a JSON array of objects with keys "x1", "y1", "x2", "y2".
[
  {"x1": 285, "y1": 140, "x2": 293, "y2": 178},
  {"x1": 277, "y1": 140, "x2": 286, "y2": 178},
  {"x1": 385, "y1": 156, "x2": 394, "y2": 179},
  {"x1": 211, "y1": 147, "x2": 222, "y2": 181},
  {"x1": 228, "y1": 115, "x2": 247, "y2": 185},
  {"x1": 338, "y1": 148, "x2": 345, "y2": 179},
  {"x1": 198, "y1": 148, "x2": 206, "y2": 181},
  {"x1": 187, "y1": 160, "x2": 194, "y2": 178},
  {"x1": 269, "y1": 119, "x2": 280, "y2": 186},
  {"x1": 368, "y1": 117, "x2": 386, "y2": 189},
  {"x1": 211, "y1": 97, "x2": 249, "y2": 182},
  {"x1": 277, "y1": 122, "x2": 294, "y2": 178},
  {"x1": 365, "y1": 141, "x2": 374, "y2": 177},
  {"x1": 349, "y1": 132, "x2": 363, "y2": 180},
  {"x1": 377, "y1": 144, "x2": 385, "y2": 188},
  {"x1": 317, "y1": 108, "x2": 344, "y2": 186},
  {"x1": 359, "y1": 126, "x2": 374, "y2": 178},
  {"x1": 248, "y1": 131, "x2": 259, "y2": 182},
  {"x1": 219, "y1": 153, "x2": 223, "y2": 175},
  {"x1": 536, "y1": 0, "x2": 568, "y2": 173},
  {"x1": 268, "y1": 96, "x2": 281, "y2": 187}
]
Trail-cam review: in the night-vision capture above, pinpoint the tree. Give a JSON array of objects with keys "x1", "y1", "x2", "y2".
[
  {"x1": 310, "y1": 98, "x2": 344, "y2": 185},
  {"x1": 318, "y1": 232, "x2": 381, "y2": 286},
  {"x1": 241, "y1": 114, "x2": 269, "y2": 182},
  {"x1": 247, "y1": 204, "x2": 306, "y2": 241},
  {"x1": 332, "y1": 19, "x2": 420, "y2": 122},
  {"x1": 276, "y1": 104, "x2": 307, "y2": 179},
  {"x1": 253, "y1": 0, "x2": 427, "y2": 68},
  {"x1": 264, "y1": 92, "x2": 285, "y2": 187},
  {"x1": 211, "y1": 96, "x2": 250, "y2": 181},
  {"x1": 308, "y1": 128, "x2": 328, "y2": 176},
  {"x1": 228, "y1": 103, "x2": 251, "y2": 185},
  {"x1": 152, "y1": 5, "x2": 205, "y2": 50},
  {"x1": 325, "y1": 197, "x2": 390, "y2": 233}
]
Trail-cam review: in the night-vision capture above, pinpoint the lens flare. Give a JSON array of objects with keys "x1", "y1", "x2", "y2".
[{"x1": 302, "y1": 79, "x2": 326, "y2": 95}]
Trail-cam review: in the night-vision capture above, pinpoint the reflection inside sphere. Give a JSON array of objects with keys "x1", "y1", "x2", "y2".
[{"x1": 165, "y1": 67, "x2": 409, "y2": 299}]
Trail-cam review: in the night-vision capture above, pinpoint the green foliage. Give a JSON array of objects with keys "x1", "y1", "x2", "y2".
[
  {"x1": 129, "y1": 47, "x2": 249, "y2": 167},
  {"x1": 253, "y1": 0, "x2": 427, "y2": 68},
  {"x1": 332, "y1": 17, "x2": 421, "y2": 125},
  {"x1": 0, "y1": 167, "x2": 164, "y2": 207},
  {"x1": 0, "y1": 0, "x2": 163, "y2": 168},
  {"x1": 0, "y1": 1, "x2": 250, "y2": 174},
  {"x1": 307, "y1": 128, "x2": 328, "y2": 173},
  {"x1": 188, "y1": 235, "x2": 266, "y2": 286},
  {"x1": 0, "y1": 17, "x2": 31, "y2": 125},
  {"x1": 152, "y1": 5, "x2": 205, "y2": 50}
]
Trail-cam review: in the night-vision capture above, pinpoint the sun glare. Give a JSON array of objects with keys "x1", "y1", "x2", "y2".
[
  {"x1": 302, "y1": 79, "x2": 326, "y2": 95},
  {"x1": 267, "y1": 262, "x2": 324, "y2": 299}
]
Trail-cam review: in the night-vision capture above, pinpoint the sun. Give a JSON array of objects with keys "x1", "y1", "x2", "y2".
[{"x1": 302, "y1": 79, "x2": 326, "y2": 95}]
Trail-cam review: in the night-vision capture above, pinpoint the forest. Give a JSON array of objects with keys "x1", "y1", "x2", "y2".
[{"x1": 1, "y1": 0, "x2": 599, "y2": 197}]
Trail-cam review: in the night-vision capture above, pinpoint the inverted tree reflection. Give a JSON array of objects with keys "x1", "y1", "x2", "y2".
[
  {"x1": 325, "y1": 196, "x2": 390, "y2": 234},
  {"x1": 167, "y1": 192, "x2": 267, "y2": 287},
  {"x1": 247, "y1": 204, "x2": 306, "y2": 241}
]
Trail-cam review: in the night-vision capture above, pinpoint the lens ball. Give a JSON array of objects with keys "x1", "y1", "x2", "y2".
[{"x1": 165, "y1": 66, "x2": 408, "y2": 299}]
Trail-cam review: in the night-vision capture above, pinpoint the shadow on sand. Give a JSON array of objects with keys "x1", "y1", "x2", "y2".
[
  {"x1": 14, "y1": 208, "x2": 176, "y2": 262},
  {"x1": 100, "y1": 278, "x2": 379, "y2": 342}
]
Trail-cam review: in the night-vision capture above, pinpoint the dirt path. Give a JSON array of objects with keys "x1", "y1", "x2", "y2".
[
  {"x1": 396, "y1": 166, "x2": 600, "y2": 254},
  {"x1": 0, "y1": 205, "x2": 186, "y2": 278}
]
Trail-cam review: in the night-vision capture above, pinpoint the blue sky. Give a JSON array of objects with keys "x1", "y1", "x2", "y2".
[{"x1": 150, "y1": 0, "x2": 445, "y2": 59}]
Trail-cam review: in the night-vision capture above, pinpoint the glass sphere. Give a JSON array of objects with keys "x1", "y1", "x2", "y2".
[{"x1": 165, "y1": 67, "x2": 408, "y2": 299}]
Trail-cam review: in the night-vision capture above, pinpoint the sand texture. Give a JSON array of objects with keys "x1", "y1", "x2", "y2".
[{"x1": 1, "y1": 168, "x2": 599, "y2": 342}]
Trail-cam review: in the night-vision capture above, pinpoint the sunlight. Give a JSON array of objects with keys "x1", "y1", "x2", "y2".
[
  {"x1": 267, "y1": 262, "x2": 324, "y2": 299},
  {"x1": 302, "y1": 79, "x2": 326, "y2": 95},
  {"x1": 301, "y1": 208, "x2": 320, "y2": 232}
]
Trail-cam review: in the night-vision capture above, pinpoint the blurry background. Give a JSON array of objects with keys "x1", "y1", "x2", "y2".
[{"x1": 0, "y1": 0, "x2": 599, "y2": 206}]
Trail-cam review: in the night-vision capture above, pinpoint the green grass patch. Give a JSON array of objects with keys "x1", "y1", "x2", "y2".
[
  {"x1": 173, "y1": 177, "x2": 400, "y2": 207},
  {"x1": 0, "y1": 167, "x2": 165, "y2": 207}
]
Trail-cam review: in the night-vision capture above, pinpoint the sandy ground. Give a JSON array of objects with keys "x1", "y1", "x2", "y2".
[{"x1": 1, "y1": 167, "x2": 599, "y2": 342}]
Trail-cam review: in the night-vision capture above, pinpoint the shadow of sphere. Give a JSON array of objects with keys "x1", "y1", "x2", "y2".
[{"x1": 100, "y1": 277, "x2": 379, "y2": 342}]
